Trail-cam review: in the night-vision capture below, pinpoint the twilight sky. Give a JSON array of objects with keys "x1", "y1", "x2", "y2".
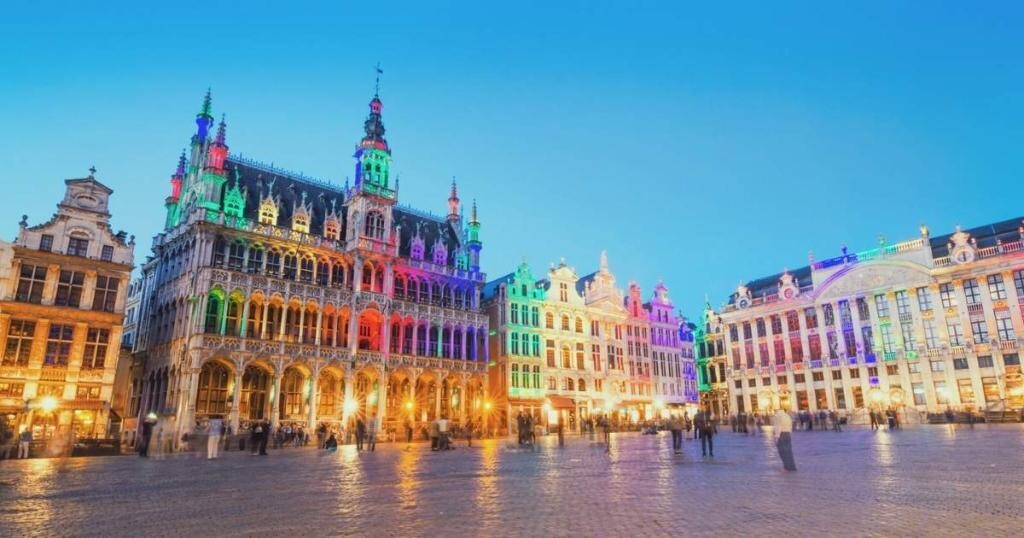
[{"x1": 1, "y1": 1, "x2": 1022, "y2": 317}]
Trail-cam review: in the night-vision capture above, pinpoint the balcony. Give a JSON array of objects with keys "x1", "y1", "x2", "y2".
[{"x1": 967, "y1": 302, "x2": 984, "y2": 315}]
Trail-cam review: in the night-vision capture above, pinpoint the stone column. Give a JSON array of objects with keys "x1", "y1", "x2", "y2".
[
  {"x1": 81, "y1": 270, "x2": 98, "y2": 311},
  {"x1": 42, "y1": 264, "x2": 60, "y2": 306},
  {"x1": 278, "y1": 306, "x2": 288, "y2": 341},
  {"x1": 260, "y1": 302, "x2": 270, "y2": 340},
  {"x1": 229, "y1": 370, "x2": 243, "y2": 433},
  {"x1": 270, "y1": 371, "x2": 283, "y2": 430},
  {"x1": 459, "y1": 377, "x2": 468, "y2": 424},
  {"x1": 381, "y1": 318, "x2": 392, "y2": 357},
  {"x1": 240, "y1": 300, "x2": 250, "y2": 338},
  {"x1": 314, "y1": 309, "x2": 323, "y2": 346},
  {"x1": 461, "y1": 326, "x2": 468, "y2": 360},
  {"x1": 412, "y1": 322, "x2": 420, "y2": 356},
  {"x1": 434, "y1": 376, "x2": 443, "y2": 419},
  {"x1": 307, "y1": 371, "x2": 319, "y2": 428},
  {"x1": 341, "y1": 371, "x2": 355, "y2": 440},
  {"x1": 376, "y1": 372, "x2": 388, "y2": 429},
  {"x1": 298, "y1": 307, "x2": 306, "y2": 344},
  {"x1": 347, "y1": 310, "x2": 359, "y2": 352}
]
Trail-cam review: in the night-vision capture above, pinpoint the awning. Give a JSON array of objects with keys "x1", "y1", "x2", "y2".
[{"x1": 547, "y1": 396, "x2": 575, "y2": 409}]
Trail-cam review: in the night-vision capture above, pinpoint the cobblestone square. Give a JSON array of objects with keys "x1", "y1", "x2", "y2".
[{"x1": 1, "y1": 425, "x2": 1022, "y2": 537}]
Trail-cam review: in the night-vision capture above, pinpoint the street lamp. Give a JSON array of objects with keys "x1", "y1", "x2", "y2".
[{"x1": 39, "y1": 396, "x2": 59, "y2": 414}]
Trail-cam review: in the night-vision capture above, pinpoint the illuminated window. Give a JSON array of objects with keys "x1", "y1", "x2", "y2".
[
  {"x1": 2, "y1": 320, "x2": 35, "y2": 367},
  {"x1": 82, "y1": 328, "x2": 109, "y2": 369},
  {"x1": 45, "y1": 324, "x2": 74, "y2": 366}
]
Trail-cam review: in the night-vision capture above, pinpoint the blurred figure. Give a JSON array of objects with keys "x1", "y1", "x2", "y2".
[
  {"x1": 772, "y1": 409, "x2": 796, "y2": 471},
  {"x1": 207, "y1": 416, "x2": 223, "y2": 460},
  {"x1": 18, "y1": 428, "x2": 32, "y2": 459}
]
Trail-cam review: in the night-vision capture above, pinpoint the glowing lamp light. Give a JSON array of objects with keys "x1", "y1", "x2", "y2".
[
  {"x1": 483, "y1": 400, "x2": 493, "y2": 411},
  {"x1": 343, "y1": 398, "x2": 358, "y2": 414},
  {"x1": 653, "y1": 398, "x2": 665, "y2": 409},
  {"x1": 547, "y1": 410, "x2": 559, "y2": 424},
  {"x1": 870, "y1": 389, "x2": 884, "y2": 403},
  {"x1": 758, "y1": 396, "x2": 770, "y2": 409},
  {"x1": 39, "y1": 396, "x2": 59, "y2": 413},
  {"x1": 404, "y1": 400, "x2": 414, "y2": 412}
]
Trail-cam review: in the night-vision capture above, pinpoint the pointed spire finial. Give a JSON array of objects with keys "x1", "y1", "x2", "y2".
[
  {"x1": 599, "y1": 249, "x2": 609, "y2": 272},
  {"x1": 200, "y1": 88, "x2": 212, "y2": 117},
  {"x1": 450, "y1": 177, "x2": 458, "y2": 199},
  {"x1": 88, "y1": 166, "x2": 96, "y2": 178},
  {"x1": 176, "y1": 149, "x2": 187, "y2": 176},
  {"x1": 470, "y1": 199, "x2": 478, "y2": 223},
  {"x1": 374, "y1": 62, "x2": 383, "y2": 96},
  {"x1": 215, "y1": 114, "x2": 227, "y2": 144}
]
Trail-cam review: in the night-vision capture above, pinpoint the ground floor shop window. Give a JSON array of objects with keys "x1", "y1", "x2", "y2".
[
  {"x1": 912, "y1": 383, "x2": 926, "y2": 405},
  {"x1": 957, "y1": 379, "x2": 975, "y2": 406}
]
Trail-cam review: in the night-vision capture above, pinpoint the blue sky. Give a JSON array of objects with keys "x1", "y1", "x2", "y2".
[{"x1": 1, "y1": 1, "x2": 1021, "y2": 318}]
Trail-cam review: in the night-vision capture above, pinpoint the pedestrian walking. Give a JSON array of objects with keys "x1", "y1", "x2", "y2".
[
  {"x1": 465, "y1": 417, "x2": 474, "y2": 447},
  {"x1": 366, "y1": 418, "x2": 377, "y2": 452},
  {"x1": 139, "y1": 419, "x2": 154, "y2": 458},
  {"x1": 18, "y1": 428, "x2": 32, "y2": 459},
  {"x1": 438, "y1": 417, "x2": 450, "y2": 450},
  {"x1": 429, "y1": 419, "x2": 440, "y2": 451},
  {"x1": 356, "y1": 418, "x2": 366, "y2": 451},
  {"x1": 772, "y1": 409, "x2": 796, "y2": 471},
  {"x1": 258, "y1": 421, "x2": 269, "y2": 455},
  {"x1": 668, "y1": 414, "x2": 683, "y2": 454},
  {"x1": 207, "y1": 416, "x2": 223, "y2": 459},
  {"x1": 696, "y1": 409, "x2": 714, "y2": 457}
]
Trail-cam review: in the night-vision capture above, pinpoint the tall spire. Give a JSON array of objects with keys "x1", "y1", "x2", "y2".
[
  {"x1": 470, "y1": 199, "x2": 478, "y2": 224},
  {"x1": 175, "y1": 150, "x2": 186, "y2": 177},
  {"x1": 196, "y1": 88, "x2": 214, "y2": 142},
  {"x1": 215, "y1": 114, "x2": 227, "y2": 145},
  {"x1": 599, "y1": 250, "x2": 609, "y2": 272},
  {"x1": 448, "y1": 178, "x2": 460, "y2": 220}
]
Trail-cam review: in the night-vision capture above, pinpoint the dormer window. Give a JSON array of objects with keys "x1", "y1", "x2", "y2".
[
  {"x1": 433, "y1": 243, "x2": 447, "y2": 266},
  {"x1": 411, "y1": 239, "x2": 424, "y2": 261},
  {"x1": 324, "y1": 219, "x2": 340, "y2": 240},
  {"x1": 67, "y1": 236, "x2": 90, "y2": 257},
  {"x1": 293, "y1": 213, "x2": 309, "y2": 234},
  {"x1": 258, "y1": 200, "x2": 278, "y2": 225}
]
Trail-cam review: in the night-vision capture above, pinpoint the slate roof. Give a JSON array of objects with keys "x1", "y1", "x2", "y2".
[
  {"x1": 482, "y1": 272, "x2": 514, "y2": 301},
  {"x1": 226, "y1": 156, "x2": 463, "y2": 264},
  {"x1": 929, "y1": 216, "x2": 1023, "y2": 258}
]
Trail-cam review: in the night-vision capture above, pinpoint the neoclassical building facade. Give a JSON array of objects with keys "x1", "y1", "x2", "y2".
[
  {"x1": 484, "y1": 252, "x2": 696, "y2": 431},
  {"x1": 0, "y1": 173, "x2": 134, "y2": 441},
  {"x1": 707, "y1": 219, "x2": 1024, "y2": 419},
  {"x1": 131, "y1": 90, "x2": 489, "y2": 443}
]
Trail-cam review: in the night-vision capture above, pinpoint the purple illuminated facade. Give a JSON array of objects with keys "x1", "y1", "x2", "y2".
[{"x1": 130, "y1": 89, "x2": 490, "y2": 446}]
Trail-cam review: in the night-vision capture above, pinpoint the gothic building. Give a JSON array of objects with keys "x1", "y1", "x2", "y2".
[
  {"x1": 130, "y1": 89, "x2": 489, "y2": 444},
  {"x1": 706, "y1": 219, "x2": 1024, "y2": 420}
]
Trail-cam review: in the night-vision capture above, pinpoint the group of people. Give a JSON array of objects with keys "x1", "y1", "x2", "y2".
[
  {"x1": 515, "y1": 412, "x2": 537, "y2": 447},
  {"x1": 870, "y1": 408, "x2": 901, "y2": 430}
]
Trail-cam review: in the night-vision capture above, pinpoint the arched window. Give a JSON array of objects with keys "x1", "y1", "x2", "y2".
[
  {"x1": 204, "y1": 293, "x2": 223, "y2": 333},
  {"x1": 561, "y1": 315, "x2": 570, "y2": 331},
  {"x1": 364, "y1": 211, "x2": 385, "y2": 239},
  {"x1": 280, "y1": 369, "x2": 306, "y2": 418},
  {"x1": 283, "y1": 253, "x2": 298, "y2": 279},
  {"x1": 511, "y1": 364, "x2": 519, "y2": 388},
  {"x1": 318, "y1": 372, "x2": 339, "y2": 417},
  {"x1": 561, "y1": 345, "x2": 571, "y2": 369},
  {"x1": 578, "y1": 379, "x2": 586, "y2": 392},
  {"x1": 316, "y1": 260, "x2": 330, "y2": 285},
  {"x1": 195, "y1": 361, "x2": 229, "y2": 416},
  {"x1": 331, "y1": 262, "x2": 346, "y2": 288},
  {"x1": 265, "y1": 249, "x2": 281, "y2": 275},
  {"x1": 211, "y1": 236, "x2": 227, "y2": 267},
  {"x1": 225, "y1": 295, "x2": 243, "y2": 335},
  {"x1": 575, "y1": 317, "x2": 583, "y2": 333},
  {"x1": 228, "y1": 242, "x2": 245, "y2": 270},
  {"x1": 521, "y1": 284, "x2": 528, "y2": 297},
  {"x1": 566, "y1": 378, "x2": 575, "y2": 391},
  {"x1": 299, "y1": 257, "x2": 314, "y2": 282},
  {"x1": 545, "y1": 312, "x2": 554, "y2": 329},
  {"x1": 293, "y1": 212, "x2": 310, "y2": 234},
  {"x1": 240, "y1": 366, "x2": 269, "y2": 420}
]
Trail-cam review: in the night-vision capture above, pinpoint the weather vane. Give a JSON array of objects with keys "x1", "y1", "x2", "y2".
[{"x1": 374, "y1": 62, "x2": 383, "y2": 96}]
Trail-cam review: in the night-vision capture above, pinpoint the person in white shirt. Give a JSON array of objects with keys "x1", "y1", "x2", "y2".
[
  {"x1": 207, "y1": 417, "x2": 224, "y2": 460},
  {"x1": 771, "y1": 409, "x2": 796, "y2": 471},
  {"x1": 438, "y1": 418, "x2": 449, "y2": 450}
]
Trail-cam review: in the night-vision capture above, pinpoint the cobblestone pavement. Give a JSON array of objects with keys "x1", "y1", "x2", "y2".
[{"x1": 1, "y1": 424, "x2": 1023, "y2": 537}]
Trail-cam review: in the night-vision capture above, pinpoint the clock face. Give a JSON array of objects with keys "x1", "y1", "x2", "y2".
[
  {"x1": 737, "y1": 297, "x2": 750, "y2": 309},
  {"x1": 783, "y1": 288, "x2": 795, "y2": 299},
  {"x1": 953, "y1": 247, "x2": 975, "y2": 264}
]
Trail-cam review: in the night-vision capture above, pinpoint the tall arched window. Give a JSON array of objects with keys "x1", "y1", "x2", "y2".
[
  {"x1": 364, "y1": 211, "x2": 385, "y2": 239},
  {"x1": 545, "y1": 312, "x2": 554, "y2": 329},
  {"x1": 280, "y1": 369, "x2": 306, "y2": 418},
  {"x1": 566, "y1": 378, "x2": 575, "y2": 391},
  {"x1": 204, "y1": 293, "x2": 223, "y2": 334},
  {"x1": 561, "y1": 345, "x2": 571, "y2": 369},
  {"x1": 225, "y1": 295, "x2": 243, "y2": 335},
  {"x1": 578, "y1": 379, "x2": 586, "y2": 392},
  {"x1": 575, "y1": 317, "x2": 583, "y2": 333},
  {"x1": 195, "y1": 361, "x2": 229, "y2": 416},
  {"x1": 561, "y1": 315, "x2": 570, "y2": 331},
  {"x1": 240, "y1": 366, "x2": 269, "y2": 420},
  {"x1": 318, "y1": 371, "x2": 339, "y2": 417}
]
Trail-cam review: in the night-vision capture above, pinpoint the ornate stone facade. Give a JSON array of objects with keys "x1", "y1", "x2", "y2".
[
  {"x1": 131, "y1": 90, "x2": 489, "y2": 444},
  {"x1": 483, "y1": 252, "x2": 695, "y2": 432},
  {"x1": 0, "y1": 172, "x2": 134, "y2": 444},
  {"x1": 705, "y1": 219, "x2": 1024, "y2": 420}
]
